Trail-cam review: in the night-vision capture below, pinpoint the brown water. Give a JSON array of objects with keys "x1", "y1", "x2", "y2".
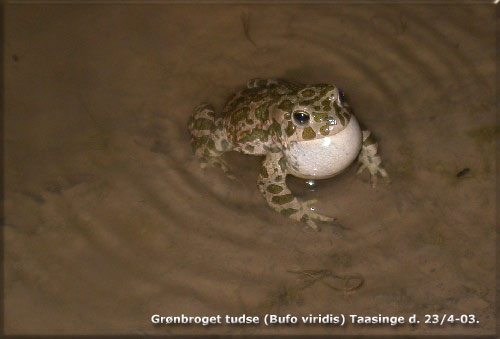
[{"x1": 5, "y1": 3, "x2": 496, "y2": 336}]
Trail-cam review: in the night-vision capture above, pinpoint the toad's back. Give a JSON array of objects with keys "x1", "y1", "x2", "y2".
[{"x1": 221, "y1": 81, "x2": 303, "y2": 155}]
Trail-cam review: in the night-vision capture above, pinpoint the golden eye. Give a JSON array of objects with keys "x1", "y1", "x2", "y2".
[{"x1": 293, "y1": 111, "x2": 310, "y2": 126}]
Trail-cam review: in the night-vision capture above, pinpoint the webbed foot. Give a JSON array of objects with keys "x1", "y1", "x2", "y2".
[
  {"x1": 200, "y1": 157, "x2": 236, "y2": 180},
  {"x1": 357, "y1": 160, "x2": 390, "y2": 188},
  {"x1": 300, "y1": 199, "x2": 335, "y2": 231}
]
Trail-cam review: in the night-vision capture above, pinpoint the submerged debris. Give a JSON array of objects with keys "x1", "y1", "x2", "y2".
[{"x1": 456, "y1": 168, "x2": 470, "y2": 178}]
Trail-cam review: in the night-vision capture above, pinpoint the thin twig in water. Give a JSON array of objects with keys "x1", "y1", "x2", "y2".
[
  {"x1": 241, "y1": 12, "x2": 257, "y2": 47},
  {"x1": 287, "y1": 269, "x2": 364, "y2": 294},
  {"x1": 249, "y1": 269, "x2": 364, "y2": 317}
]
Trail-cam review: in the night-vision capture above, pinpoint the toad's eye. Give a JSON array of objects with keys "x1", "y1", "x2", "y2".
[
  {"x1": 293, "y1": 111, "x2": 310, "y2": 126},
  {"x1": 338, "y1": 89, "x2": 345, "y2": 106}
]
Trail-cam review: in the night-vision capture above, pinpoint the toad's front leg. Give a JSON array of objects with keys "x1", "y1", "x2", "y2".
[
  {"x1": 257, "y1": 153, "x2": 333, "y2": 231},
  {"x1": 357, "y1": 129, "x2": 390, "y2": 187}
]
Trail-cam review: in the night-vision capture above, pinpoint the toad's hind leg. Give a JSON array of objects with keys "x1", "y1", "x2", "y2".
[
  {"x1": 188, "y1": 103, "x2": 234, "y2": 178},
  {"x1": 257, "y1": 153, "x2": 334, "y2": 231},
  {"x1": 357, "y1": 129, "x2": 390, "y2": 187}
]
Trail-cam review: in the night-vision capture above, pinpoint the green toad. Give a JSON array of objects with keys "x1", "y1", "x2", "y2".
[{"x1": 188, "y1": 79, "x2": 389, "y2": 230}]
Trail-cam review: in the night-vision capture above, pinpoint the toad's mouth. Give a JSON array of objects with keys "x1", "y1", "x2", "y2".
[{"x1": 285, "y1": 116, "x2": 363, "y2": 180}]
